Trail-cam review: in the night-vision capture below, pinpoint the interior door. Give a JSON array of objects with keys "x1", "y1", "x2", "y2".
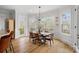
[
  {"x1": 8, "y1": 19, "x2": 14, "y2": 31},
  {"x1": 7, "y1": 18, "x2": 15, "y2": 38}
]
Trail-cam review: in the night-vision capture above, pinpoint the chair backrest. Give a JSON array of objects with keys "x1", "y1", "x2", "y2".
[
  {"x1": 9, "y1": 31, "x2": 14, "y2": 40},
  {"x1": 0, "y1": 34, "x2": 10, "y2": 53},
  {"x1": 7, "y1": 29, "x2": 10, "y2": 33},
  {"x1": 10, "y1": 31, "x2": 14, "y2": 35},
  {"x1": 50, "y1": 33, "x2": 54, "y2": 39},
  {"x1": 32, "y1": 33, "x2": 37, "y2": 38},
  {"x1": 29, "y1": 32, "x2": 33, "y2": 38},
  {"x1": 51, "y1": 33, "x2": 54, "y2": 36}
]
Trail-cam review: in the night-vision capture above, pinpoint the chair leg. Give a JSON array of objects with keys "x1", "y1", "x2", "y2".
[
  {"x1": 11, "y1": 43, "x2": 14, "y2": 52},
  {"x1": 50, "y1": 40, "x2": 51, "y2": 46},
  {"x1": 6, "y1": 49, "x2": 8, "y2": 53},
  {"x1": 10, "y1": 45, "x2": 12, "y2": 51},
  {"x1": 10, "y1": 42, "x2": 14, "y2": 53},
  {"x1": 32, "y1": 39, "x2": 36, "y2": 44},
  {"x1": 52, "y1": 39, "x2": 54, "y2": 44}
]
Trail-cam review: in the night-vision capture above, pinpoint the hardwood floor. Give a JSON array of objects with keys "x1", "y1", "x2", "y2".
[{"x1": 12, "y1": 37, "x2": 74, "y2": 53}]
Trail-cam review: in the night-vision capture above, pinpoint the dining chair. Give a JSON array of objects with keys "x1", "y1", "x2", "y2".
[
  {"x1": 0, "y1": 34, "x2": 10, "y2": 53},
  {"x1": 9, "y1": 31, "x2": 14, "y2": 52},
  {"x1": 33, "y1": 33, "x2": 39, "y2": 44},
  {"x1": 7, "y1": 29, "x2": 10, "y2": 33},
  {"x1": 29, "y1": 32, "x2": 37, "y2": 44},
  {"x1": 46, "y1": 33, "x2": 54, "y2": 46},
  {"x1": 39, "y1": 34, "x2": 46, "y2": 45},
  {"x1": 29, "y1": 32, "x2": 33, "y2": 38}
]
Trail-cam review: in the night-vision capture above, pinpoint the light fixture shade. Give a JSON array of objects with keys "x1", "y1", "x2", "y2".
[
  {"x1": 38, "y1": 6, "x2": 41, "y2": 33},
  {"x1": 38, "y1": 19, "x2": 41, "y2": 21}
]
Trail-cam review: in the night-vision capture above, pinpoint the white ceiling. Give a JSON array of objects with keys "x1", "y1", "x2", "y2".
[{"x1": 0, "y1": 5, "x2": 64, "y2": 14}]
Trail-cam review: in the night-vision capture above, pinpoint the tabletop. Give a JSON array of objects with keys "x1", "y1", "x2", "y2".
[{"x1": 41, "y1": 32, "x2": 51, "y2": 36}]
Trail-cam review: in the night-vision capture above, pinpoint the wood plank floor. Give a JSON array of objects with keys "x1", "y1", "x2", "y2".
[{"x1": 12, "y1": 37, "x2": 74, "y2": 53}]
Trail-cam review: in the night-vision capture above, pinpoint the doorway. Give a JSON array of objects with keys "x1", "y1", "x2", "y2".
[{"x1": 6, "y1": 18, "x2": 15, "y2": 38}]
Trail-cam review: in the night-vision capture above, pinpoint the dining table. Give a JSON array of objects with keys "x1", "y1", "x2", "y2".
[
  {"x1": 30, "y1": 31, "x2": 54, "y2": 45},
  {"x1": 40, "y1": 31, "x2": 52, "y2": 36},
  {"x1": 38, "y1": 32, "x2": 52, "y2": 44}
]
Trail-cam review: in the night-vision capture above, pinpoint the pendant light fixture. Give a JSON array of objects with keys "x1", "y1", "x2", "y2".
[{"x1": 38, "y1": 6, "x2": 41, "y2": 33}]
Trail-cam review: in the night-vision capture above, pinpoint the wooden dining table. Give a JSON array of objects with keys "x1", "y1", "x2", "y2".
[
  {"x1": 30, "y1": 31, "x2": 54, "y2": 45},
  {"x1": 40, "y1": 32, "x2": 52, "y2": 40},
  {"x1": 40, "y1": 32, "x2": 52, "y2": 36}
]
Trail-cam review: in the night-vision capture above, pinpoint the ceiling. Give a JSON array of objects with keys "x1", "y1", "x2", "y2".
[{"x1": 0, "y1": 5, "x2": 64, "y2": 14}]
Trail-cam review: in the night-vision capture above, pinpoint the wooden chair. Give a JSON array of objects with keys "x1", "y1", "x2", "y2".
[
  {"x1": 32, "y1": 33, "x2": 39, "y2": 44},
  {"x1": 29, "y1": 32, "x2": 33, "y2": 38},
  {"x1": 29, "y1": 32, "x2": 35, "y2": 44},
  {"x1": 29, "y1": 32, "x2": 39, "y2": 44},
  {"x1": 45, "y1": 33, "x2": 54, "y2": 46},
  {"x1": 0, "y1": 34, "x2": 10, "y2": 53},
  {"x1": 39, "y1": 34, "x2": 46, "y2": 45},
  {"x1": 7, "y1": 29, "x2": 10, "y2": 33},
  {"x1": 0, "y1": 31, "x2": 14, "y2": 53},
  {"x1": 9, "y1": 31, "x2": 14, "y2": 52}
]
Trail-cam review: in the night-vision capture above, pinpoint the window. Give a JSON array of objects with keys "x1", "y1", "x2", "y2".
[
  {"x1": 29, "y1": 18, "x2": 39, "y2": 32},
  {"x1": 29, "y1": 16, "x2": 55, "y2": 33},
  {"x1": 19, "y1": 21, "x2": 24, "y2": 34},
  {"x1": 40, "y1": 17, "x2": 55, "y2": 32},
  {"x1": 61, "y1": 11, "x2": 71, "y2": 34}
]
